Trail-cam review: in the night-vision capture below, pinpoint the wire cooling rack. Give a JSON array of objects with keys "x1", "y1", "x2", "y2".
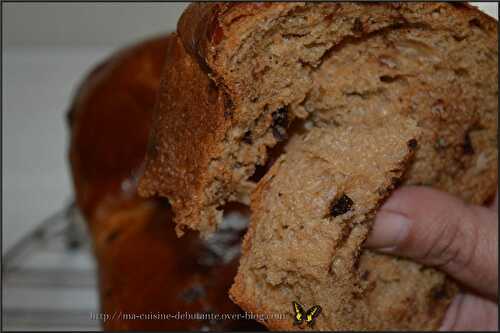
[{"x1": 2, "y1": 203, "x2": 101, "y2": 331}]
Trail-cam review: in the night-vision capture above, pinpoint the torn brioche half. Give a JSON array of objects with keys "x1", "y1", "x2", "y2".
[
  {"x1": 138, "y1": 2, "x2": 497, "y2": 237},
  {"x1": 230, "y1": 118, "x2": 457, "y2": 330}
]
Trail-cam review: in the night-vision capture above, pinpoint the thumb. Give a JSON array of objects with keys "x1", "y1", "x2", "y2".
[{"x1": 366, "y1": 186, "x2": 498, "y2": 300}]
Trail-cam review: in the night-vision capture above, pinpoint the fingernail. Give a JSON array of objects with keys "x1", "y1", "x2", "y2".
[
  {"x1": 365, "y1": 210, "x2": 412, "y2": 250},
  {"x1": 438, "y1": 294, "x2": 463, "y2": 331}
]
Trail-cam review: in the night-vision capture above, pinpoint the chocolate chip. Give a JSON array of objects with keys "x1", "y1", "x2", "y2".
[
  {"x1": 380, "y1": 75, "x2": 401, "y2": 83},
  {"x1": 272, "y1": 126, "x2": 287, "y2": 142},
  {"x1": 221, "y1": 89, "x2": 234, "y2": 119},
  {"x1": 180, "y1": 285, "x2": 206, "y2": 304},
  {"x1": 106, "y1": 230, "x2": 122, "y2": 243},
  {"x1": 469, "y1": 18, "x2": 482, "y2": 29},
  {"x1": 361, "y1": 270, "x2": 370, "y2": 280},
  {"x1": 223, "y1": 91, "x2": 234, "y2": 119},
  {"x1": 271, "y1": 106, "x2": 289, "y2": 142},
  {"x1": 353, "y1": 18, "x2": 363, "y2": 34},
  {"x1": 391, "y1": 176, "x2": 402, "y2": 187},
  {"x1": 242, "y1": 130, "x2": 253, "y2": 144},
  {"x1": 463, "y1": 132, "x2": 474, "y2": 155},
  {"x1": 453, "y1": 34, "x2": 466, "y2": 42},
  {"x1": 431, "y1": 285, "x2": 448, "y2": 300},
  {"x1": 330, "y1": 194, "x2": 354, "y2": 217},
  {"x1": 454, "y1": 67, "x2": 468, "y2": 76},
  {"x1": 407, "y1": 139, "x2": 418, "y2": 150},
  {"x1": 224, "y1": 95, "x2": 234, "y2": 111}
]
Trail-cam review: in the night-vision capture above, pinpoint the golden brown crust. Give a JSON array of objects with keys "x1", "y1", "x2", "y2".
[
  {"x1": 177, "y1": 2, "x2": 497, "y2": 77},
  {"x1": 177, "y1": 3, "x2": 281, "y2": 66},
  {"x1": 176, "y1": 2, "x2": 222, "y2": 67},
  {"x1": 137, "y1": 34, "x2": 232, "y2": 235},
  {"x1": 139, "y1": 3, "x2": 305, "y2": 235},
  {"x1": 68, "y1": 35, "x2": 170, "y2": 221}
]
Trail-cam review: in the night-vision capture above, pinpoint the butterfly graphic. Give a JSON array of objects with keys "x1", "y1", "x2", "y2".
[{"x1": 292, "y1": 301, "x2": 322, "y2": 327}]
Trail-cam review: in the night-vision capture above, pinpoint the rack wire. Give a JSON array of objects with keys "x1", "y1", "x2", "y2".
[{"x1": 2, "y1": 203, "x2": 101, "y2": 331}]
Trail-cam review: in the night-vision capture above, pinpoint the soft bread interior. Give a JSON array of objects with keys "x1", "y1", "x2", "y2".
[
  {"x1": 229, "y1": 117, "x2": 457, "y2": 330},
  {"x1": 199, "y1": 3, "x2": 497, "y2": 234}
]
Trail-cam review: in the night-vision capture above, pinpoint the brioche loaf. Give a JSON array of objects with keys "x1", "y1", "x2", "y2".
[
  {"x1": 137, "y1": 2, "x2": 497, "y2": 331},
  {"x1": 67, "y1": 35, "x2": 263, "y2": 331},
  {"x1": 68, "y1": 2, "x2": 498, "y2": 331}
]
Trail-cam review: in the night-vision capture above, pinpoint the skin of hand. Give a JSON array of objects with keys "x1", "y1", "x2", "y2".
[{"x1": 365, "y1": 186, "x2": 498, "y2": 331}]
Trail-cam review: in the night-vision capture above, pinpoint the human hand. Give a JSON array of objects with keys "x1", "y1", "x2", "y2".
[{"x1": 366, "y1": 186, "x2": 498, "y2": 331}]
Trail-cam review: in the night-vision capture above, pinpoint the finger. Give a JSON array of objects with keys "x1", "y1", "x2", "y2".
[
  {"x1": 365, "y1": 186, "x2": 498, "y2": 299},
  {"x1": 440, "y1": 293, "x2": 498, "y2": 331}
]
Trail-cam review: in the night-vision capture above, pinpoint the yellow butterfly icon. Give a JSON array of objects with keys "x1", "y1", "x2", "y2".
[{"x1": 292, "y1": 301, "x2": 322, "y2": 327}]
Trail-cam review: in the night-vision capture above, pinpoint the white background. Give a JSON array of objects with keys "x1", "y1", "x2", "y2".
[{"x1": 2, "y1": 3, "x2": 498, "y2": 252}]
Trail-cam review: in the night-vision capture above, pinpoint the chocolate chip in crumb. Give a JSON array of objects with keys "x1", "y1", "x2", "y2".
[
  {"x1": 330, "y1": 194, "x2": 354, "y2": 217},
  {"x1": 353, "y1": 18, "x2": 363, "y2": 34},
  {"x1": 271, "y1": 106, "x2": 289, "y2": 142},
  {"x1": 469, "y1": 17, "x2": 483, "y2": 29},
  {"x1": 224, "y1": 96, "x2": 234, "y2": 109},
  {"x1": 407, "y1": 139, "x2": 418, "y2": 150},
  {"x1": 272, "y1": 126, "x2": 288, "y2": 142},
  {"x1": 223, "y1": 91, "x2": 234, "y2": 119},
  {"x1": 391, "y1": 176, "x2": 402, "y2": 188},
  {"x1": 242, "y1": 130, "x2": 253, "y2": 144},
  {"x1": 463, "y1": 132, "x2": 474, "y2": 155},
  {"x1": 379, "y1": 75, "x2": 398, "y2": 83},
  {"x1": 431, "y1": 285, "x2": 448, "y2": 300}
]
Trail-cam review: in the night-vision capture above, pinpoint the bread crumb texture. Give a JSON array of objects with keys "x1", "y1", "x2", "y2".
[
  {"x1": 231, "y1": 119, "x2": 456, "y2": 330},
  {"x1": 139, "y1": 3, "x2": 497, "y2": 237}
]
